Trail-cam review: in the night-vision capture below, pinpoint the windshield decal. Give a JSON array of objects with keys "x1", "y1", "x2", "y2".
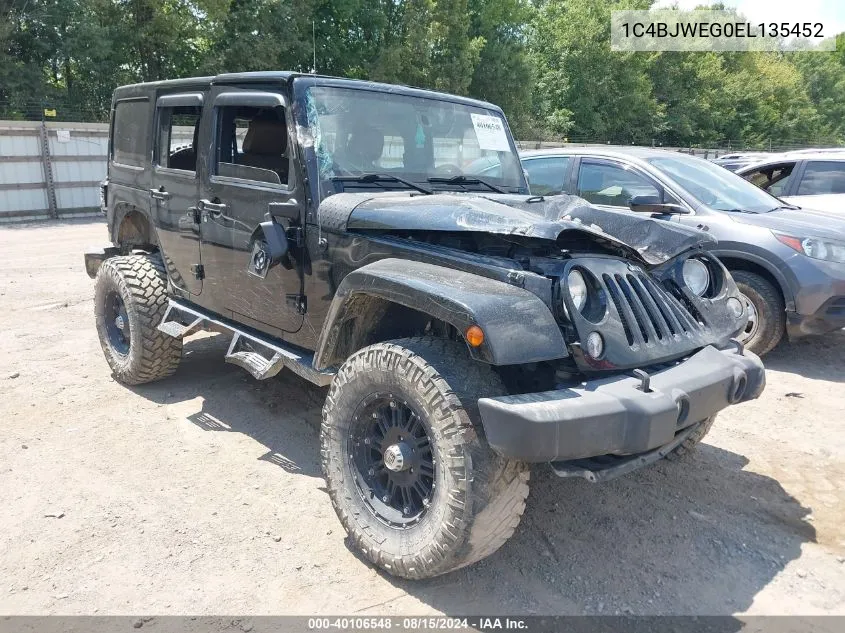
[{"x1": 470, "y1": 113, "x2": 510, "y2": 152}]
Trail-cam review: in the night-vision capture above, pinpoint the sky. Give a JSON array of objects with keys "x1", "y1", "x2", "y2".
[{"x1": 654, "y1": 0, "x2": 845, "y2": 37}]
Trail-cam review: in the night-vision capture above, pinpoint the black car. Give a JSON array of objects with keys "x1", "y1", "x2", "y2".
[{"x1": 85, "y1": 73, "x2": 763, "y2": 579}]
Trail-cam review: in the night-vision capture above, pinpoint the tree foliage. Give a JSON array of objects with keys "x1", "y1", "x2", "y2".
[{"x1": 1, "y1": 0, "x2": 843, "y2": 145}]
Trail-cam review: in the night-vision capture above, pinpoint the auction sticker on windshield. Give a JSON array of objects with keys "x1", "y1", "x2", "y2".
[{"x1": 471, "y1": 113, "x2": 510, "y2": 151}]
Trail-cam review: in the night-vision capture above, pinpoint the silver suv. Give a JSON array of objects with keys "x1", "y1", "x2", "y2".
[{"x1": 519, "y1": 147, "x2": 845, "y2": 355}]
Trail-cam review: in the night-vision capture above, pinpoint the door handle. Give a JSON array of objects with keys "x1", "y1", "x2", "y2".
[
  {"x1": 198, "y1": 199, "x2": 227, "y2": 217},
  {"x1": 150, "y1": 188, "x2": 170, "y2": 201}
]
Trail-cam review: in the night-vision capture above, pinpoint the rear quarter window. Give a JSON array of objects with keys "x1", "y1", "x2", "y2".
[{"x1": 112, "y1": 99, "x2": 150, "y2": 167}]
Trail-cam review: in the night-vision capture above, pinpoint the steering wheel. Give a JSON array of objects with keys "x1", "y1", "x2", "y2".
[{"x1": 433, "y1": 163, "x2": 462, "y2": 176}]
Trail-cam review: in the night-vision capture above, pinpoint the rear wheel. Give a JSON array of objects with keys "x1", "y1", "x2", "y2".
[
  {"x1": 94, "y1": 253, "x2": 182, "y2": 385},
  {"x1": 320, "y1": 338, "x2": 530, "y2": 579},
  {"x1": 731, "y1": 270, "x2": 785, "y2": 356}
]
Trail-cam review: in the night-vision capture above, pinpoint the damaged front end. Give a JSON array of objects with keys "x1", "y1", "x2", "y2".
[
  {"x1": 320, "y1": 190, "x2": 765, "y2": 479},
  {"x1": 337, "y1": 191, "x2": 749, "y2": 373}
]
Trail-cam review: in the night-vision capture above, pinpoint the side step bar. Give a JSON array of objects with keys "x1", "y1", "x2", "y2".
[{"x1": 157, "y1": 299, "x2": 335, "y2": 387}]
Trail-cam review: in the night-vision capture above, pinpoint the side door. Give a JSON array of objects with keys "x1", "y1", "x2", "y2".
[
  {"x1": 740, "y1": 161, "x2": 798, "y2": 198},
  {"x1": 794, "y1": 160, "x2": 845, "y2": 197},
  {"x1": 199, "y1": 88, "x2": 304, "y2": 335},
  {"x1": 150, "y1": 93, "x2": 204, "y2": 295},
  {"x1": 574, "y1": 158, "x2": 685, "y2": 219},
  {"x1": 522, "y1": 155, "x2": 572, "y2": 195}
]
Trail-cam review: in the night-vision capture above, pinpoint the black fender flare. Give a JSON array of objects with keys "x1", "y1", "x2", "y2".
[{"x1": 313, "y1": 258, "x2": 568, "y2": 369}]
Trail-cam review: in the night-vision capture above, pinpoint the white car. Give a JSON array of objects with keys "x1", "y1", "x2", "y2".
[{"x1": 736, "y1": 152, "x2": 845, "y2": 214}]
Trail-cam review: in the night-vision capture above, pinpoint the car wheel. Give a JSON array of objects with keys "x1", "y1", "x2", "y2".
[
  {"x1": 320, "y1": 337, "x2": 530, "y2": 579},
  {"x1": 665, "y1": 416, "x2": 716, "y2": 461},
  {"x1": 731, "y1": 270, "x2": 785, "y2": 356},
  {"x1": 94, "y1": 253, "x2": 182, "y2": 385}
]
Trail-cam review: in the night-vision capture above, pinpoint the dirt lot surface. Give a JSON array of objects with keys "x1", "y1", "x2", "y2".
[{"x1": 1, "y1": 219, "x2": 844, "y2": 616}]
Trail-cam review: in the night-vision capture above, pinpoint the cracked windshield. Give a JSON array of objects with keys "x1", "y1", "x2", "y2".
[{"x1": 303, "y1": 85, "x2": 526, "y2": 196}]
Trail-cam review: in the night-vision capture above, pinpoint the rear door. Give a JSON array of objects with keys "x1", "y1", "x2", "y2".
[
  {"x1": 151, "y1": 93, "x2": 204, "y2": 295},
  {"x1": 522, "y1": 155, "x2": 572, "y2": 195},
  {"x1": 198, "y1": 88, "x2": 304, "y2": 334},
  {"x1": 794, "y1": 160, "x2": 845, "y2": 197}
]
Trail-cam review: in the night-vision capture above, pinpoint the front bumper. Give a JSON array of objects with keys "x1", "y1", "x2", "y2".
[
  {"x1": 478, "y1": 344, "x2": 764, "y2": 463},
  {"x1": 787, "y1": 296, "x2": 845, "y2": 338}
]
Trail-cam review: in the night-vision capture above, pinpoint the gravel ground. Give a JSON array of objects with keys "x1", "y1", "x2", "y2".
[{"x1": 0, "y1": 219, "x2": 843, "y2": 616}]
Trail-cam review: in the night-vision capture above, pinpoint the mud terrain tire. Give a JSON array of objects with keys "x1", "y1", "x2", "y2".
[
  {"x1": 94, "y1": 253, "x2": 182, "y2": 385},
  {"x1": 321, "y1": 338, "x2": 530, "y2": 579}
]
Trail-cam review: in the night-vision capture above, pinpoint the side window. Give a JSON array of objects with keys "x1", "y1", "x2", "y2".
[
  {"x1": 797, "y1": 161, "x2": 845, "y2": 195},
  {"x1": 112, "y1": 99, "x2": 149, "y2": 167},
  {"x1": 156, "y1": 105, "x2": 202, "y2": 172},
  {"x1": 215, "y1": 105, "x2": 289, "y2": 186},
  {"x1": 577, "y1": 161, "x2": 660, "y2": 207},
  {"x1": 523, "y1": 157, "x2": 570, "y2": 195},
  {"x1": 744, "y1": 163, "x2": 795, "y2": 197}
]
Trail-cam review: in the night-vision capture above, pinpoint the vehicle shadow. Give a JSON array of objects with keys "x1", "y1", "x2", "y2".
[
  {"x1": 128, "y1": 333, "x2": 327, "y2": 479},
  {"x1": 765, "y1": 328, "x2": 845, "y2": 382},
  {"x1": 385, "y1": 446, "x2": 816, "y2": 615},
  {"x1": 129, "y1": 335, "x2": 815, "y2": 616}
]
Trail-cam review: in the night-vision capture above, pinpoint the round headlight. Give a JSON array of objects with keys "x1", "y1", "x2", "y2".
[
  {"x1": 567, "y1": 270, "x2": 588, "y2": 311},
  {"x1": 682, "y1": 258, "x2": 710, "y2": 296}
]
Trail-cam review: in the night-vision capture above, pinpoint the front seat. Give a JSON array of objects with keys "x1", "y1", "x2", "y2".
[
  {"x1": 344, "y1": 126, "x2": 385, "y2": 173},
  {"x1": 241, "y1": 114, "x2": 289, "y2": 182}
]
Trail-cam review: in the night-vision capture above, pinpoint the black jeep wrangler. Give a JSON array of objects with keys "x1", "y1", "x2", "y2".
[{"x1": 85, "y1": 72, "x2": 765, "y2": 579}]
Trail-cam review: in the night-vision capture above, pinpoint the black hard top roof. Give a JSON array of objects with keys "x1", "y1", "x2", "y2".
[{"x1": 113, "y1": 71, "x2": 501, "y2": 112}]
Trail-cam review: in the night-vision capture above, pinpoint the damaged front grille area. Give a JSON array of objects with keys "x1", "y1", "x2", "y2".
[
  {"x1": 558, "y1": 255, "x2": 737, "y2": 371},
  {"x1": 602, "y1": 272, "x2": 706, "y2": 347}
]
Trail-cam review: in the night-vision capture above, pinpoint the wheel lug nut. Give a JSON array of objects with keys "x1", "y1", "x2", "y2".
[
  {"x1": 403, "y1": 506, "x2": 410, "y2": 514},
  {"x1": 422, "y1": 498, "x2": 430, "y2": 507},
  {"x1": 364, "y1": 438, "x2": 371, "y2": 445},
  {"x1": 389, "y1": 401, "x2": 396, "y2": 408},
  {"x1": 368, "y1": 468, "x2": 374, "y2": 476},
  {"x1": 382, "y1": 495, "x2": 390, "y2": 503}
]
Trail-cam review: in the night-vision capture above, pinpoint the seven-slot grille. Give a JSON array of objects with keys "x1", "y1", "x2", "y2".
[{"x1": 601, "y1": 272, "x2": 706, "y2": 347}]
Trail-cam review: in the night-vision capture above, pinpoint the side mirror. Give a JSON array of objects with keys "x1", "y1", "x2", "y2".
[
  {"x1": 247, "y1": 215, "x2": 289, "y2": 278},
  {"x1": 629, "y1": 195, "x2": 689, "y2": 215}
]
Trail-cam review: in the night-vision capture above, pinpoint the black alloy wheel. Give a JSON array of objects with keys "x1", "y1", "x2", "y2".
[{"x1": 348, "y1": 393, "x2": 435, "y2": 528}]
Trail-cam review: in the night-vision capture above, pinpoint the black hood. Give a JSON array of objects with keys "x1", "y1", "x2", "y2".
[{"x1": 333, "y1": 192, "x2": 714, "y2": 265}]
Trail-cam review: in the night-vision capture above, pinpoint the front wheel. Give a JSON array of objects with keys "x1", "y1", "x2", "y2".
[
  {"x1": 731, "y1": 270, "x2": 785, "y2": 356},
  {"x1": 320, "y1": 338, "x2": 530, "y2": 579},
  {"x1": 665, "y1": 416, "x2": 716, "y2": 461}
]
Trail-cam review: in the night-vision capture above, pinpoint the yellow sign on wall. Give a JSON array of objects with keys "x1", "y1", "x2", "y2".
[{"x1": 43, "y1": 108, "x2": 57, "y2": 118}]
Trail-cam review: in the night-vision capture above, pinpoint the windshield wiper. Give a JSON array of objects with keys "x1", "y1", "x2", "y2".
[
  {"x1": 332, "y1": 173, "x2": 432, "y2": 195},
  {"x1": 426, "y1": 175, "x2": 506, "y2": 194}
]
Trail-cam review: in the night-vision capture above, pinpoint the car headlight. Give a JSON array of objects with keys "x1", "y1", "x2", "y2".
[
  {"x1": 774, "y1": 232, "x2": 845, "y2": 264},
  {"x1": 567, "y1": 270, "x2": 588, "y2": 311},
  {"x1": 682, "y1": 258, "x2": 710, "y2": 296}
]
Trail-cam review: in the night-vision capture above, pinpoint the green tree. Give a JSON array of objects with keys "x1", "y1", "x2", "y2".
[{"x1": 530, "y1": 0, "x2": 663, "y2": 142}]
